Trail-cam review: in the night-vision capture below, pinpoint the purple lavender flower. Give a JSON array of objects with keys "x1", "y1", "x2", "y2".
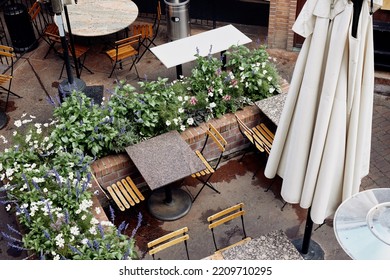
[
  {"x1": 109, "y1": 205, "x2": 115, "y2": 223},
  {"x1": 7, "y1": 224, "x2": 22, "y2": 236},
  {"x1": 130, "y1": 212, "x2": 143, "y2": 239},
  {"x1": 117, "y1": 221, "x2": 128, "y2": 236},
  {"x1": 68, "y1": 244, "x2": 83, "y2": 256},
  {"x1": 98, "y1": 223, "x2": 105, "y2": 239},
  {"x1": 1, "y1": 231, "x2": 22, "y2": 243}
]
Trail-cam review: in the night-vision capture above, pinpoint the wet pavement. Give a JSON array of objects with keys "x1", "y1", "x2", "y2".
[{"x1": 1, "y1": 18, "x2": 390, "y2": 260}]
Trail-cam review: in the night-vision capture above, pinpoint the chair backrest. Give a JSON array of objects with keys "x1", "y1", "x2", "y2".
[
  {"x1": 28, "y1": 1, "x2": 41, "y2": 21},
  {"x1": 234, "y1": 114, "x2": 265, "y2": 153},
  {"x1": 207, "y1": 203, "x2": 248, "y2": 252},
  {"x1": 0, "y1": 45, "x2": 15, "y2": 75},
  {"x1": 114, "y1": 34, "x2": 141, "y2": 56},
  {"x1": 253, "y1": 123, "x2": 274, "y2": 154},
  {"x1": 200, "y1": 123, "x2": 227, "y2": 169},
  {"x1": 147, "y1": 227, "x2": 190, "y2": 260}
]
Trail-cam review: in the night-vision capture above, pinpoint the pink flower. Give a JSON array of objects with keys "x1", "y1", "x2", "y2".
[
  {"x1": 223, "y1": 95, "x2": 231, "y2": 101},
  {"x1": 230, "y1": 79, "x2": 238, "y2": 87},
  {"x1": 189, "y1": 96, "x2": 198, "y2": 105}
]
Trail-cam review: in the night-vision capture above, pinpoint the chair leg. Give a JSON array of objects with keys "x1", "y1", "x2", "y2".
[
  {"x1": 265, "y1": 177, "x2": 276, "y2": 192},
  {"x1": 192, "y1": 175, "x2": 220, "y2": 203}
]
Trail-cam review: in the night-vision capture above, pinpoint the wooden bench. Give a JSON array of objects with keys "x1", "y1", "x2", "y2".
[{"x1": 106, "y1": 176, "x2": 145, "y2": 211}]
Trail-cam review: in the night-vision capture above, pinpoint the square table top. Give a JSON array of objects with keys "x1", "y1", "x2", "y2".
[
  {"x1": 125, "y1": 130, "x2": 205, "y2": 190},
  {"x1": 150, "y1": 24, "x2": 252, "y2": 68}
]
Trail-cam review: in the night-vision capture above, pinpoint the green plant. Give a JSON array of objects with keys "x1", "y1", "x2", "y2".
[
  {"x1": 50, "y1": 91, "x2": 118, "y2": 157},
  {"x1": 0, "y1": 115, "x2": 140, "y2": 260},
  {"x1": 225, "y1": 44, "x2": 281, "y2": 100}
]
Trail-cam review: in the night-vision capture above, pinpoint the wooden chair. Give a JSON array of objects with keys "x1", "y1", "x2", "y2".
[
  {"x1": 105, "y1": 33, "x2": 142, "y2": 79},
  {"x1": 190, "y1": 123, "x2": 227, "y2": 202},
  {"x1": 106, "y1": 176, "x2": 145, "y2": 211},
  {"x1": 207, "y1": 203, "x2": 251, "y2": 255},
  {"x1": 28, "y1": 1, "x2": 60, "y2": 59},
  {"x1": 0, "y1": 45, "x2": 20, "y2": 115},
  {"x1": 235, "y1": 114, "x2": 287, "y2": 210},
  {"x1": 147, "y1": 227, "x2": 190, "y2": 260},
  {"x1": 234, "y1": 114, "x2": 274, "y2": 179},
  {"x1": 130, "y1": 0, "x2": 162, "y2": 62},
  {"x1": 44, "y1": 31, "x2": 93, "y2": 79}
]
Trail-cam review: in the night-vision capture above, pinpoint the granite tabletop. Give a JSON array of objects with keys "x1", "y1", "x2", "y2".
[
  {"x1": 255, "y1": 93, "x2": 287, "y2": 126},
  {"x1": 63, "y1": 0, "x2": 138, "y2": 37},
  {"x1": 125, "y1": 130, "x2": 205, "y2": 190},
  {"x1": 221, "y1": 230, "x2": 304, "y2": 260}
]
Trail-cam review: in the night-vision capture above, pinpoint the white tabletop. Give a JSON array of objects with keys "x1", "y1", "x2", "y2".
[
  {"x1": 150, "y1": 24, "x2": 252, "y2": 68},
  {"x1": 63, "y1": 0, "x2": 138, "y2": 37}
]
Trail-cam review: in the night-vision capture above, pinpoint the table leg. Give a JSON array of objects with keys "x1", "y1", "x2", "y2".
[
  {"x1": 176, "y1": 64, "x2": 183, "y2": 79},
  {"x1": 147, "y1": 187, "x2": 192, "y2": 221}
]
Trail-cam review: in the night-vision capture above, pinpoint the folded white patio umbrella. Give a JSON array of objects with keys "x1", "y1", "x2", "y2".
[{"x1": 264, "y1": 0, "x2": 382, "y2": 255}]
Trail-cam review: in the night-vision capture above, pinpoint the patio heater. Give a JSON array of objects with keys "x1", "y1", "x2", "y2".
[{"x1": 51, "y1": 0, "x2": 85, "y2": 101}]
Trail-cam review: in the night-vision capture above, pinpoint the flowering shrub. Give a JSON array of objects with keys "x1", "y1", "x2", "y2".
[
  {"x1": 0, "y1": 116, "x2": 141, "y2": 260},
  {"x1": 225, "y1": 44, "x2": 281, "y2": 100}
]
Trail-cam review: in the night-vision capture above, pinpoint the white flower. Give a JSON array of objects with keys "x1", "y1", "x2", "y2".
[
  {"x1": 70, "y1": 226, "x2": 80, "y2": 236},
  {"x1": 95, "y1": 207, "x2": 101, "y2": 214},
  {"x1": 21, "y1": 113, "x2": 27, "y2": 118},
  {"x1": 177, "y1": 96, "x2": 183, "y2": 101},
  {"x1": 269, "y1": 87, "x2": 275, "y2": 93},
  {"x1": 6, "y1": 168, "x2": 14, "y2": 178},
  {"x1": 36, "y1": 128, "x2": 42, "y2": 134},
  {"x1": 239, "y1": 66, "x2": 244, "y2": 71},
  {"x1": 43, "y1": 188, "x2": 48, "y2": 193},
  {"x1": 178, "y1": 108, "x2": 184, "y2": 113},
  {"x1": 90, "y1": 217, "x2": 99, "y2": 225},
  {"x1": 89, "y1": 227, "x2": 97, "y2": 235},
  {"x1": 184, "y1": 96, "x2": 189, "y2": 101},
  {"x1": 55, "y1": 233, "x2": 65, "y2": 248},
  {"x1": 43, "y1": 123, "x2": 49, "y2": 127},
  {"x1": 173, "y1": 118, "x2": 179, "y2": 125},
  {"x1": 267, "y1": 76, "x2": 273, "y2": 81},
  {"x1": 81, "y1": 238, "x2": 89, "y2": 245},
  {"x1": 34, "y1": 123, "x2": 41, "y2": 129},
  {"x1": 209, "y1": 102, "x2": 216, "y2": 109},
  {"x1": 0, "y1": 163, "x2": 2, "y2": 171},
  {"x1": 14, "y1": 120, "x2": 22, "y2": 127},
  {"x1": 218, "y1": 88, "x2": 223, "y2": 94},
  {"x1": 53, "y1": 255, "x2": 60, "y2": 260},
  {"x1": 180, "y1": 125, "x2": 186, "y2": 131},
  {"x1": 22, "y1": 119, "x2": 32, "y2": 124},
  {"x1": 12, "y1": 131, "x2": 17, "y2": 136},
  {"x1": 101, "y1": 221, "x2": 114, "y2": 227},
  {"x1": 5, "y1": 204, "x2": 11, "y2": 212},
  {"x1": 186, "y1": 118, "x2": 194, "y2": 126},
  {"x1": 165, "y1": 120, "x2": 171, "y2": 126},
  {"x1": 0, "y1": 135, "x2": 7, "y2": 144},
  {"x1": 263, "y1": 70, "x2": 268, "y2": 75},
  {"x1": 81, "y1": 215, "x2": 87, "y2": 220},
  {"x1": 30, "y1": 115, "x2": 36, "y2": 119},
  {"x1": 25, "y1": 134, "x2": 32, "y2": 143}
]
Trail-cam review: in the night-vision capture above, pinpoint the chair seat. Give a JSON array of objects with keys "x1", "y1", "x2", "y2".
[
  {"x1": 106, "y1": 45, "x2": 138, "y2": 62},
  {"x1": 106, "y1": 176, "x2": 145, "y2": 211},
  {"x1": 191, "y1": 150, "x2": 215, "y2": 177},
  {"x1": 0, "y1": 74, "x2": 12, "y2": 84}
]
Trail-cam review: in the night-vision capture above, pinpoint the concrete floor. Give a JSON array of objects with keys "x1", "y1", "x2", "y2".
[{"x1": 1, "y1": 18, "x2": 389, "y2": 260}]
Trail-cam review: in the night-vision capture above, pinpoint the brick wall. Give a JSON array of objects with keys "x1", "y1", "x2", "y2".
[
  {"x1": 268, "y1": 0, "x2": 297, "y2": 50},
  {"x1": 91, "y1": 105, "x2": 269, "y2": 196}
]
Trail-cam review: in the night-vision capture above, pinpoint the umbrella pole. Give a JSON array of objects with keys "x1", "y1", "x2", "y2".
[
  {"x1": 301, "y1": 207, "x2": 314, "y2": 254},
  {"x1": 292, "y1": 207, "x2": 325, "y2": 260}
]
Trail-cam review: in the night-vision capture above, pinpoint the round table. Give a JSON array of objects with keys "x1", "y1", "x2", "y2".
[
  {"x1": 63, "y1": 0, "x2": 138, "y2": 37},
  {"x1": 334, "y1": 188, "x2": 390, "y2": 259}
]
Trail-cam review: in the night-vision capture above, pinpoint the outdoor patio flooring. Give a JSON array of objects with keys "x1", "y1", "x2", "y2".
[{"x1": 0, "y1": 18, "x2": 389, "y2": 260}]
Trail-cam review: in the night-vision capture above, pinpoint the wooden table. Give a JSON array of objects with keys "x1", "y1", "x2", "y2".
[
  {"x1": 150, "y1": 24, "x2": 252, "y2": 79},
  {"x1": 125, "y1": 130, "x2": 205, "y2": 221},
  {"x1": 62, "y1": 0, "x2": 139, "y2": 37}
]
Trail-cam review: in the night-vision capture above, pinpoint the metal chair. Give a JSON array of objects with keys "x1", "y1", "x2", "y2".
[
  {"x1": 130, "y1": 0, "x2": 162, "y2": 62},
  {"x1": 0, "y1": 45, "x2": 20, "y2": 129},
  {"x1": 190, "y1": 123, "x2": 227, "y2": 202},
  {"x1": 105, "y1": 33, "x2": 142, "y2": 79},
  {"x1": 44, "y1": 31, "x2": 93, "y2": 79},
  {"x1": 28, "y1": 1, "x2": 60, "y2": 59},
  {"x1": 147, "y1": 227, "x2": 190, "y2": 260},
  {"x1": 207, "y1": 203, "x2": 251, "y2": 253}
]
